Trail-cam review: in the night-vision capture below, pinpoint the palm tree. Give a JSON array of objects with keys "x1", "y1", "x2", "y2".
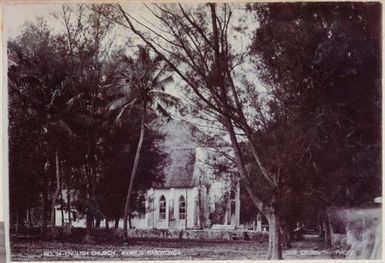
[
  {"x1": 107, "y1": 46, "x2": 178, "y2": 242},
  {"x1": 14, "y1": 74, "x2": 90, "y2": 236},
  {"x1": 8, "y1": 28, "x2": 93, "y2": 237}
]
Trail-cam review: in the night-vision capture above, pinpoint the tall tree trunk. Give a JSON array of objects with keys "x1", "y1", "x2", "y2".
[
  {"x1": 60, "y1": 191, "x2": 64, "y2": 226},
  {"x1": 41, "y1": 184, "x2": 48, "y2": 236},
  {"x1": 84, "y1": 213, "x2": 93, "y2": 243},
  {"x1": 198, "y1": 186, "x2": 204, "y2": 229},
  {"x1": 123, "y1": 103, "x2": 146, "y2": 242},
  {"x1": 222, "y1": 115, "x2": 282, "y2": 259},
  {"x1": 67, "y1": 192, "x2": 72, "y2": 224},
  {"x1": 320, "y1": 208, "x2": 331, "y2": 247},
  {"x1": 15, "y1": 215, "x2": 19, "y2": 234},
  {"x1": 83, "y1": 147, "x2": 97, "y2": 243},
  {"x1": 60, "y1": 206, "x2": 64, "y2": 226},
  {"x1": 281, "y1": 221, "x2": 292, "y2": 249},
  {"x1": 50, "y1": 150, "x2": 61, "y2": 236},
  {"x1": 65, "y1": 165, "x2": 72, "y2": 225},
  {"x1": 115, "y1": 217, "x2": 120, "y2": 229},
  {"x1": 323, "y1": 219, "x2": 332, "y2": 247},
  {"x1": 317, "y1": 213, "x2": 324, "y2": 237},
  {"x1": 84, "y1": 163, "x2": 94, "y2": 243},
  {"x1": 223, "y1": 116, "x2": 265, "y2": 212},
  {"x1": 267, "y1": 211, "x2": 283, "y2": 260},
  {"x1": 16, "y1": 211, "x2": 25, "y2": 234},
  {"x1": 28, "y1": 208, "x2": 33, "y2": 228}
]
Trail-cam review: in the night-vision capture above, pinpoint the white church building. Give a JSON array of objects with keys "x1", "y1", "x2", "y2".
[{"x1": 55, "y1": 118, "x2": 241, "y2": 230}]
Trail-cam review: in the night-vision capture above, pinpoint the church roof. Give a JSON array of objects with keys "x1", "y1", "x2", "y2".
[
  {"x1": 151, "y1": 118, "x2": 201, "y2": 188},
  {"x1": 162, "y1": 148, "x2": 198, "y2": 188},
  {"x1": 151, "y1": 117, "x2": 229, "y2": 189}
]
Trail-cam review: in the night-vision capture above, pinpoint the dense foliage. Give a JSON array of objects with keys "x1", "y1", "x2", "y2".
[
  {"x1": 8, "y1": 7, "x2": 166, "y2": 238},
  {"x1": 249, "y1": 2, "x2": 381, "y2": 230}
]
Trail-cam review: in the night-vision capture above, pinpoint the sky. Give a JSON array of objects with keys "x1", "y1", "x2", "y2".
[{"x1": 4, "y1": 4, "x2": 60, "y2": 39}]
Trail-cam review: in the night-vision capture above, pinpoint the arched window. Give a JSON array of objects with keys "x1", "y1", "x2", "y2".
[
  {"x1": 179, "y1": 195, "x2": 186, "y2": 220},
  {"x1": 159, "y1": 195, "x2": 166, "y2": 219},
  {"x1": 230, "y1": 190, "x2": 236, "y2": 215}
]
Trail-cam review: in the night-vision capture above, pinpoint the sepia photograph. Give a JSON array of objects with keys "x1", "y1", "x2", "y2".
[{"x1": 3, "y1": 1, "x2": 382, "y2": 261}]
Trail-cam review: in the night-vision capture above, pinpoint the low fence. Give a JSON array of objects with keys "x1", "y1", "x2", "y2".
[
  {"x1": 11, "y1": 227, "x2": 268, "y2": 243},
  {"x1": 125, "y1": 228, "x2": 268, "y2": 242}
]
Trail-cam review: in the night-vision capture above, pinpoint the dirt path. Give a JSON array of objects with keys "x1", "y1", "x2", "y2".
[{"x1": 283, "y1": 234, "x2": 338, "y2": 259}]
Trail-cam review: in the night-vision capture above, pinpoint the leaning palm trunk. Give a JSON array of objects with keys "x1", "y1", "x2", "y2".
[
  {"x1": 50, "y1": 150, "x2": 61, "y2": 236},
  {"x1": 123, "y1": 103, "x2": 146, "y2": 242}
]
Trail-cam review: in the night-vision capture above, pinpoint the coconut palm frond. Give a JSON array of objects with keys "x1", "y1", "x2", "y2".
[
  {"x1": 10, "y1": 84, "x2": 42, "y2": 108},
  {"x1": 114, "y1": 98, "x2": 138, "y2": 126},
  {"x1": 152, "y1": 75, "x2": 173, "y2": 91},
  {"x1": 50, "y1": 87, "x2": 63, "y2": 105},
  {"x1": 19, "y1": 75, "x2": 43, "y2": 86},
  {"x1": 54, "y1": 119, "x2": 75, "y2": 138},
  {"x1": 108, "y1": 96, "x2": 130, "y2": 111},
  {"x1": 105, "y1": 80, "x2": 133, "y2": 98},
  {"x1": 105, "y1": 84, "x2": 124, "y2": 97},
  {"x1": 107, "y1": 47, "x2": 176, "y2": 125},
  {"x1": 245, "y1": 162, "x2": 257, "y2": 175},
  {"x1": 152, "y1": 54, "x2": 165, "y2": 66},
  {"x1": 122, "y1": 54, "x2": 135, "y2": 65},
  {"x1": 151, "y1": 67, "x2": 168, "y2": 86},
  {"x1": 151, "y1": 91, "x2": 181, "y2": 108},
  {"x1": 27, "y1": 108, "x2": 39, "y2": 118},
  {"x1": 114, "y1": 105, "x2": 132, "y2": 126},
  {"x1": 138, "y1": 45, "x2": 150, "y2": 64},
  {"x1": 64, "y1": 93, "x2": 84, "y2": 112},
  {"x1": 101, "y1": 82, "x2": 121, "y2": 90},
  {"x1": 70, "y1": 113, "x2": 93, "y2": 127},
  {"x1": 158, "y1": 75, "x2": 173, "y2": 85},
  {"x1": 18, "y1": 75, "x2": 50, "y2": 101},
  {"x1": 155, "y1": 102, "x2": 171, "y2": 118},
  {"x1": 121, "y1": 83, "x2": 132, "y2": 96}
]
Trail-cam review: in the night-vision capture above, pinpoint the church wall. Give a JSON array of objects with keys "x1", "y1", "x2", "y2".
[
  {"x1": 54, "y1": 181, "x2": 240, "y2": 230},
  {"x1": 143, "y1": 187, "x2": 199, "y2": 230}
]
